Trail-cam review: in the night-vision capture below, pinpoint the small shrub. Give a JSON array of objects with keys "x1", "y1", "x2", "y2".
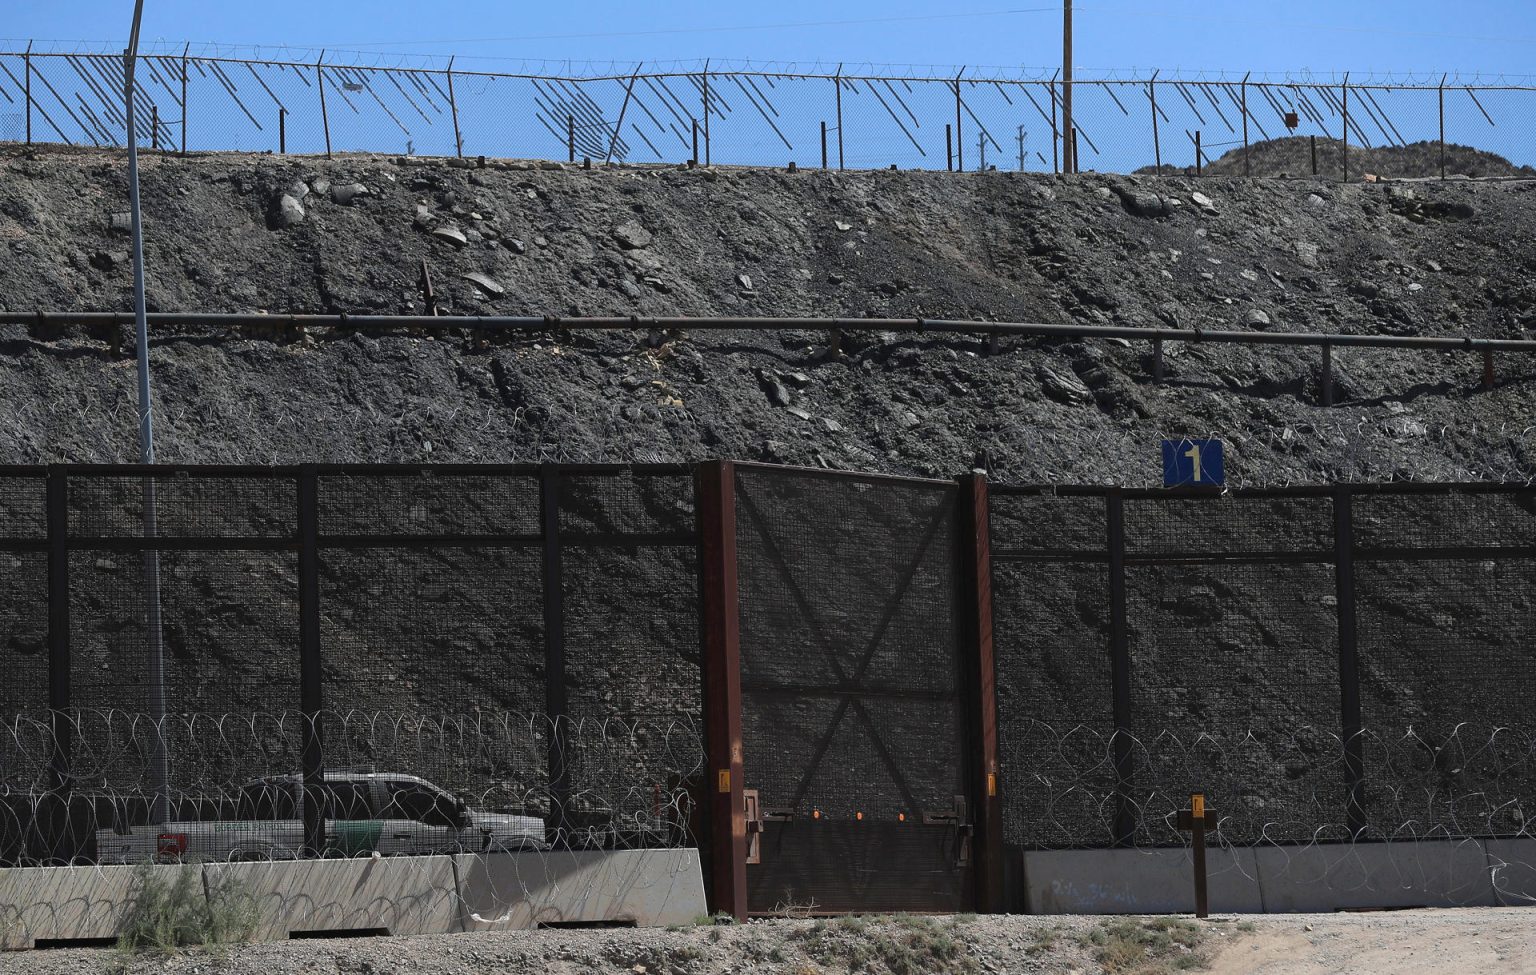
[
  {"x1": 1027, "y1": 923, "x2": 1063, "y2": 955},
  {"x1": 1082, "y1": 918, "x2": 1208, "y2": 975},
  {"x1": 117, "y1": 867, "x2": 257, "y2": 955}
]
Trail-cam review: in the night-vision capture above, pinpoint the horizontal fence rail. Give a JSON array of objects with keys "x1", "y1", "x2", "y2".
[
  {"x1": 10, "y1": 311, "x2": 1534, "y2": 406},
  {"x1": 1, "y1": 49, "x2": 1534, "y2": 177}
]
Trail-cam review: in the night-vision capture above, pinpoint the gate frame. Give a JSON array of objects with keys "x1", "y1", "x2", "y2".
[
  {"x1": 697, "y1": 460, "x2": 747, "y2": 919},
  {"x1": 698, "y1": 461, "x2": 1006, "y2": 916},
  {"x1": 958, "y1": 473, "x2": 1004, "y2": 912}
]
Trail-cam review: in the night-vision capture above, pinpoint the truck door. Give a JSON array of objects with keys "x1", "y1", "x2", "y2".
[{"x1": 377, "y1": 780, "x2": 460, "y2": 854}]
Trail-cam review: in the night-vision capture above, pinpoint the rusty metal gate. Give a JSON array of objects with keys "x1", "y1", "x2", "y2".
[{"x1": 726, "y1": 464, "x2": 978, "y2": 914}]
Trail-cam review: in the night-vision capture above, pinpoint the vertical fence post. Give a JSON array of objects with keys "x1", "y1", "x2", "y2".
[
  {"x1": 1334, "y1": 486, "x2": 1366, "y2": 839},
  {"x1": 1150, "y1": 73, "x2": 1160, "y2": 172},
  {"x1": 541, "y1": 465, "x2": 569, "y2": 843},
  {"x1": 446, "y1": 57, "x2": 462, "y2": 158},
  {"x1": 1341, "y1": 75, "x2": 1349, "y2": 184},
  {"x1": 1311, "y1": 134, "x2": 1318, "y2": 176},
  {"x1": 820, "y1": 120, "x2": 828, "y2": 169},
  {"x1": 954, "y1": 67, "x2": 966, "y2": 173},
  {"x1": 1194, "y1": 130, "x2": 1202, "y2": 176},
  {"x1": 23, "y1": 41, "x2": 32, "y2": 145},
  {"x1": 297, "y1": 466, "x2": 326, "y2": 858},
  {"x1": 150, "y1": 104, "x2": 158, "y2": 150},
  {"x1": 834, "y1": 65, "x2": 844, "y2": 170},
  {"x1": 1241, "y1": 73, "x2": 1251, "y2": 177},
  {"x1": 946, "y1": 124, "x2": 953, "y2": 171},
  {"x1": 1107, "y1": 491, "x2": 1136, "y2": 847},
  {"x1": 1439, "y1": 75, "x2": 1447, "y2": 180},
  {"x1": 606, "y1": 64, "x2": 641, "y2": 165},
  {"x1": 279, "y1": 107, "x2": 286, "y2": 154},
  {"x1": 958, "y1": 473, "x2": 1003, "y2": 912},
  {"x1": 316, "y1": 51, "x2": 331, "y2": 159},
  {"x1": 569, "y1": 115, "x2": 577, "y2": 163},
  {"x1": 697, "y1": 460, "x2": 746, "y2": 920},
  {"x1": 702, "y1": 61, "x2": 711, "y2": 167},
  {"x1": 46, "y1": 467, "x2": 70, "y2": 794},
  {"x1": 1320, "y1": 343, "x2": 1333, "y2": 406},
  {"x1": 179, "y1": 44, "x2": 188, "y2": 156},
  {"x1": 690, "y1": 118, "x2": 698, "y2": 166},
  {"x1": 1050, "y1": 79, "x2": 1059, "y2": 174}
]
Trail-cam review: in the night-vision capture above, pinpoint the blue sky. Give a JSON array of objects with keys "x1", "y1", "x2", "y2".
[{"x1": 6, "y1": 1, "x2": 1535, "y2": 78}]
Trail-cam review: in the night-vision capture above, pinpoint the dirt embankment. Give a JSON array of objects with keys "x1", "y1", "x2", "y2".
[{"x1": 0, "y1": 146, "x2": 1534, "y2": 484}]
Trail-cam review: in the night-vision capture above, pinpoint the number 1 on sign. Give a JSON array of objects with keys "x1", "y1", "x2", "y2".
[{"x1": 1185, "y1": 443, "x2": 1202, "y2": 482}]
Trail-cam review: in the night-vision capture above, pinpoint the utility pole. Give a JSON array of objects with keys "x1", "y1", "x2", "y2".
[
  {"x1": 1062, "y1": 0, "x2": 1074, "y2": 173},
  {"x1": 1017, "y1": 125, "x2": 1026, "y2": 171},
  {"x1": 125, "y1": 0, "x2": 170, "y2": 827}
]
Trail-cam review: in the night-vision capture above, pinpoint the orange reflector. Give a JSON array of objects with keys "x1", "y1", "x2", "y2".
[
  {"x1": 856, "y1": 811, "x2": 863, "y2": 821},
  {"x1": 717, "y1": 769, "x2": 730, "y2": 793},
  {"x1": 898, "y1": 812, "x2": 906, "y2": 822},
  {"x1": 987, "y1": 772, "x2": 998, "y2": 797},
  {"x1": 813, "y1": 809, "x2": 821, "y2": 820}
]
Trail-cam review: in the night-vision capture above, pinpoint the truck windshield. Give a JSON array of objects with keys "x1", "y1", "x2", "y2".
[{"x1": 382, "y1": 782, "x2": 460, "y2": 828}]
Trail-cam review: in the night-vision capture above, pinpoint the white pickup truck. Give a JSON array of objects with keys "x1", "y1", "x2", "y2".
[{"x1": 95, "y1": 771, "x2": 548, "y2": 863}]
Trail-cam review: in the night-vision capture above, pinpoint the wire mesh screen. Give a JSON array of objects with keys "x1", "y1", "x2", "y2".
[
  {"x1": 989, "y1": 491, "x2": 1115, "y2": 849},
  {"x1": 60, "y1": 474, "x2": 302, "y2": 863},
  {"x1": 317, "y1": 471, "x2": 548, "y2": 841},
  {"x1": 734, "y1": 468, "x2": 964, "y2": 823},
  {"x1": 994, "y1": 560, "x2": 1115, "y2": 848},
  {"x1": 1125, "y1": 561, "x2": 1343, "y2": 846},
  {"x1": 0, "y1": 465, "x2": 705, "y2": 866},
  {"x1": 559, "y1": 471, "x2": 701, "y2": 846},
  {"x1": 1355, "y1": 556, "x2": 1536, "y2": 839}
]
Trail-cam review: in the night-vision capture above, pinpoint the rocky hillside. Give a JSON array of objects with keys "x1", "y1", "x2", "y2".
[
  {"x1": 1141, "y1": 136, "x2": 1536, "y2": 180},
  {"x1": 1, "y1": 144, "x2": 1535, "y2": 486}
]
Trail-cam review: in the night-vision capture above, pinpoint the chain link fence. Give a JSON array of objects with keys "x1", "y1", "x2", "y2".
[{"x1": 2, "y1": 48, "x2": 1533, "y2": 177}]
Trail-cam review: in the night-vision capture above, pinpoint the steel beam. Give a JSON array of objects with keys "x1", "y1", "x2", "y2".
[{"x1": 696, "y1": 460, "x2": 746, "y2": 919}]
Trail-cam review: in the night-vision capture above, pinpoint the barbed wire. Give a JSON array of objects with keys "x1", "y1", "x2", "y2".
[
  {"x1": 0, "y1": 709, "x2": 704, "y2": 865},
  {"x1": 1002, "y1": 719, "x2": 1536, "y2": 854}
]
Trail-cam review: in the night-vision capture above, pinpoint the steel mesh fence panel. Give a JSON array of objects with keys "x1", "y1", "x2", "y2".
[
  {"x1": 994, "y1": 561, "x2": 1115, "y2": 848},
  {"x1": 559, "y1": 471, "x2": 700, "y2": 845},
  {"x1": 1355, "y1": 556, "x2": 1536, "y2": 839},
  {"x1": 1124, "y1": 496, "x2": 1340, "y2": 846},
  {"x1": 1125, "y1": 561, "x2": 1343, "y2": 846},
  {"x1": 991, "y1": 492, "x2": 1106, "y2": 553},
  {"x1": 989, "y1": 491, "x2": 1116, "y2": 849},
  {"x1": 68, "y1": 550, "x2": 302, "y2": 785},
  {"x1": 316, "y1": 471, "x2": 548, "y2": 850},
  {"x1": 318, "y1": 471, "x2": 539, "y2": 537},
  {"x1": 1124, "y1": 495, "x2": 1335, "y2": 557},
  {"x1": 68, "y1": 474, "x2": 295, "y2": 539},
  {"x1": 1354, "y1": 490, "x2": 1536, "y2": 550},
  {"x1": 0, "y1": 468, "x2": 49, "y2": 796},
  {"x1": 735, "y1": 468, "x2": 963, "y2": 823}
]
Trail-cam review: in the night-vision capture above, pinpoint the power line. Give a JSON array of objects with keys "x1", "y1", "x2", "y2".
[
  {"x1": 1077, "y1": 4, "x2": 1536, "y2": 46},
  {"x1": 319, "y1": 7, "x2": 1061, "y2": 48}
]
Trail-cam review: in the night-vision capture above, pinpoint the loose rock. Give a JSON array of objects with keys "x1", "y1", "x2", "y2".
[{"x1": 613, "y1": 221, "x2": 654, "y2": 250}]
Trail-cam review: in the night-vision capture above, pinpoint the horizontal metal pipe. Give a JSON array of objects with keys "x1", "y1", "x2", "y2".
[{"x1": 12, "y1": 311, "x2": 1536, "y2": 354}]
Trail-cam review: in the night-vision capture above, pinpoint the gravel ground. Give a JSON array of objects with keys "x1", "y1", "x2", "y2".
[{"x1": 0, "y1": 909, "x2": 1530, "y2": 975}]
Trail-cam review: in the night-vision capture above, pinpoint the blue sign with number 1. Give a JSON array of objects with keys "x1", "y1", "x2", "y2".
[{"x1": 1162, "y1": 439, "x2": 1225, "y2": 487}]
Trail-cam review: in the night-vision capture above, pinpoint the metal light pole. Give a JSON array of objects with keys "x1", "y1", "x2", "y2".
[{"x1": 125, "y1": 0, "x2": 170, "y2": 826}]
